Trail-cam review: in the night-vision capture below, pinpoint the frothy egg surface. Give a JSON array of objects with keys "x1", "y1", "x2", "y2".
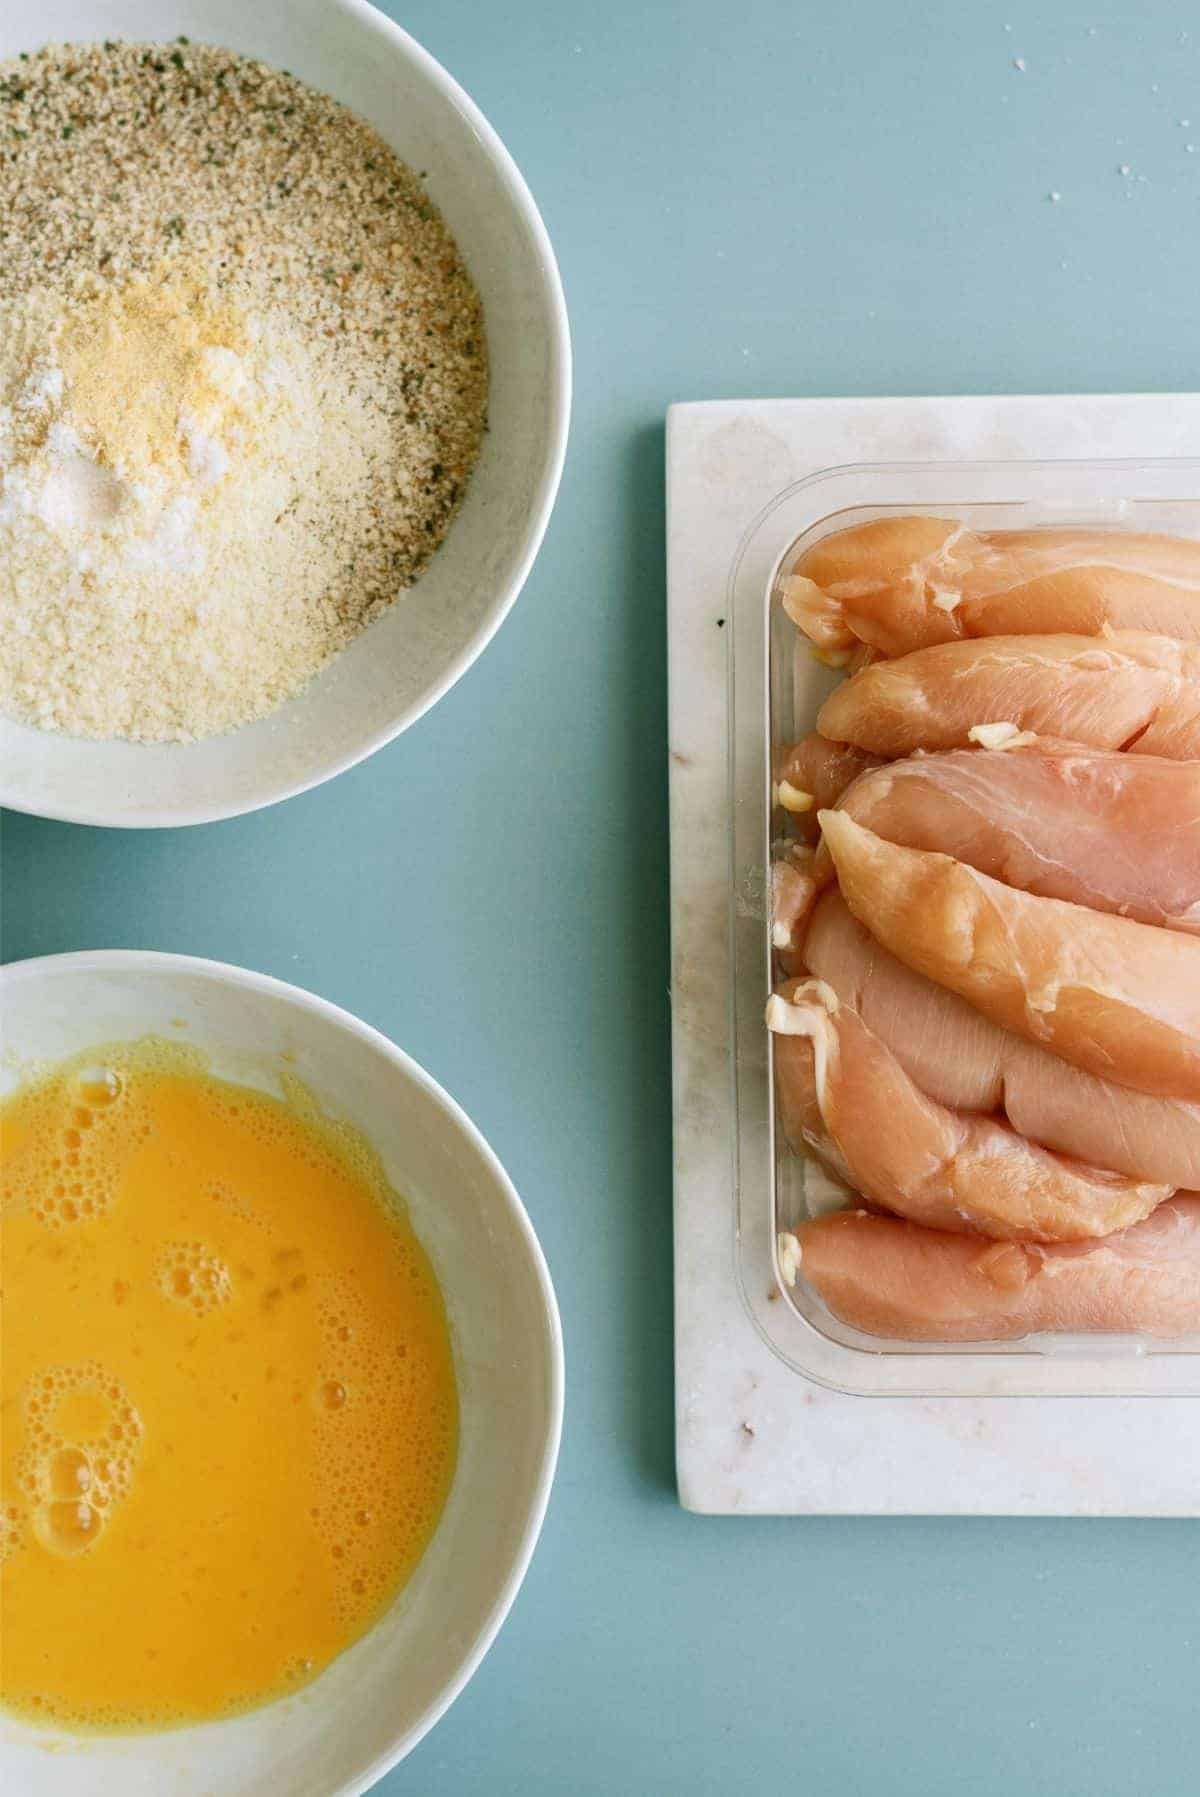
[{"x1": 0, "y1": 1040, "x2": 457, "y2": 1731}]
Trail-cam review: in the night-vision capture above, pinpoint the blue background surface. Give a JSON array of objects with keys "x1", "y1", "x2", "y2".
[{"x1": 4, "y1": 1, "x2": 1200, "y2": 1791}]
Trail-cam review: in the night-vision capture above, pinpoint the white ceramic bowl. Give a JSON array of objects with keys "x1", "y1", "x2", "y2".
[
  {"x1": 0, "y1": 0, "x2": 570, "y2": 827},
  {"x1": 0, "y1": 952, "x2": 564, "y2": 1795}
]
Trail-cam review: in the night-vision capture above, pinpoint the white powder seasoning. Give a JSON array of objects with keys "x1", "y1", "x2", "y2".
[{"x1": 0, "y1": 41, "x2": 488, "y2": 742}]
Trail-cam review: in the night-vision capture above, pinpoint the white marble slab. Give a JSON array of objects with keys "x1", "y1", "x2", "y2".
[{"x1": 667, "y1": 394, "x2": 1200, "y2": 1515}]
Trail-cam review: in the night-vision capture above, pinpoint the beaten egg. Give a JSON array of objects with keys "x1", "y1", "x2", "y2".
[{"x1": 0, "y1": 1039, "x2": 457, "y2": 1731}]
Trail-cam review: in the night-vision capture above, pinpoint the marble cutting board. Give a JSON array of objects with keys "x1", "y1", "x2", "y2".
[{"x1": 667, "y1": 393, "x2": 1200, "y2": 1515}]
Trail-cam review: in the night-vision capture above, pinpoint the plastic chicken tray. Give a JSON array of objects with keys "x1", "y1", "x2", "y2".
[{"x1": 730, "y1": 458, "x2": 1200, "y2": 1398}]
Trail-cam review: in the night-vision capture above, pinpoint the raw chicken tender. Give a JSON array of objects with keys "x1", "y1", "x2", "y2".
[
  {"x1": 820, "y1": 810, "x2": 1200, "y2": 1103},
  {"x1": 816, "y1": 632, "x2": 1200, "y2": 760},
  {"x1": 821, "y1": 741, "x2": 1200, "y2": 934},
  {"x1": 803, "y1": 892, "x2": 1200, "y2": 1192},
  {"x1": 770, "y1": 845, "x2": 818, "y2": 963},
  {"x1": 773, "y1": 734, "x2": 883, "y2": 838},
  {"x1": 768, "y1": 978, "x2": 1170, "y2": 1242},
  {"x1": 782, "y1": 517, "x2": 1200, "y2": 658},
  {"x1": 782, "y1": 1197, "x2": 1200, "y2": 1342}
]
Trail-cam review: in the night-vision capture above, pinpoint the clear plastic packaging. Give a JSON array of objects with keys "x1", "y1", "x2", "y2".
[{"x1": 728, "y1": 458, "x2": 1200, "y2": 1396}]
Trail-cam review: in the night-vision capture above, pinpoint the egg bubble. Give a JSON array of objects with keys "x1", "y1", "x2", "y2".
[
  {"x1": 156, "y1": 1241, "x2": 232, "y2": 1315},
  {"x1": 0, "y1": 1504, "x2": 27, "y2": 1564},
  {"x1": 9, "y1": 1055, "x2": 145, "y2": 1231},
  {"x1": 36, "y1": 1499, "x2": 101, "y2": 1556},
  {"x1": 17, "y1": 1362, "x2": 143, "y2": 1547},
  {"x1": 74, "y1": 1066, "x2": 123, "y2": 1107},
  {"x1": 47, "y1": 1446, "x2": 92, "y2": 1499}
]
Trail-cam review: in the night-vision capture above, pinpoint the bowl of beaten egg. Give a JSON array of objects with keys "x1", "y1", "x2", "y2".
[
  {"x1": 0, "y1": 0, "x2": 569, "y2": 826},
  {"x1": 0, "y1": 951, "x2": 563, "y2": 1793}
]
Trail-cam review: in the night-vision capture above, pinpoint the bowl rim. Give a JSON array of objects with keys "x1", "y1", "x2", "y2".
[
  {"x1": 0, "y1": 946, "x2": 566, "y2": 1790},
  {"x1": 0, "y1": 0, "x2": 572, "y2": 831}
]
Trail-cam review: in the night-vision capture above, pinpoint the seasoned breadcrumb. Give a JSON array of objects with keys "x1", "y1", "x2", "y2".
[{"x1": 0, "y1": 39, "x2": 487, "y2": 741}]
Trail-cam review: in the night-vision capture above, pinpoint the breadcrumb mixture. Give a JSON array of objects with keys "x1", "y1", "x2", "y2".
[{"x1": 0, "y1": 39, "x2": 487, "y2": 741}]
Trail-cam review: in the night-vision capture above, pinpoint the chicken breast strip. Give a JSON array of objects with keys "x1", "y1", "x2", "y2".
[
  {"x1": 820, "y1": 810, "x2": 1200, "y2": 1102},
  {"x1": 781, "y1": 1198, "x2": 1200, "y2": 1342},
  {"x1": 803, "y1": 891, "x2": 1200, "y2": 1191},
  {"x1": 773, "y1": 734, "x2": 883, "y2": 840},
  {"x1": 816, "y1": 741, "x2": 1200, "y2": 933},
  {"x1": 781, "y1": 517, "x2": 1200, "y2": 658},
  {"x1": 768, "y1": 978, "x2": 1170, "y2": 1242},
  {"x1": 816, "y1": 631, "x2": 1200, "y2": 760},
  {"x1": 770, "y1": 845, "x2": 818, "y2": 964}
]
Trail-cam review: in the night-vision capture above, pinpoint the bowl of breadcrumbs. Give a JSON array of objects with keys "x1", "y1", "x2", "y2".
[{"x1": 0, "y1": 0, "x2": 570, "y2": 826}]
